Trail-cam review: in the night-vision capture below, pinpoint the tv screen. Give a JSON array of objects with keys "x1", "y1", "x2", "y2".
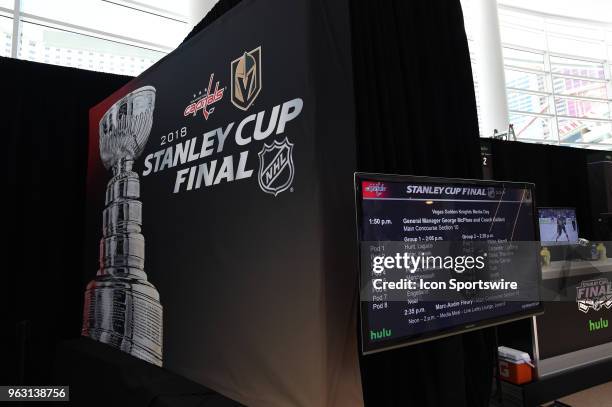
[
  {"x1": 355, "y1": 173, "x2": 543, "y2": 354},
  {"x1": 538, "y1": 208, "x2": 579, "y2": 246}
]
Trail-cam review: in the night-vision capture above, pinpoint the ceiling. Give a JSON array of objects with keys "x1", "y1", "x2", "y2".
[{"x1": 498, "y1": 0, "x2": 612, "y2": 24}]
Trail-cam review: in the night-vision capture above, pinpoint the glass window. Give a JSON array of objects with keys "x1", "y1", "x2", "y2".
[
  {"x1": 19, "y1": 22, "x2": 165, "y2": 76},
  {"x1": 462, "y1": 2, "x2": 612, "y2": 150},
  {"x1": 557, "y1": 119, "x2": 612, "y2": 144},
  {"x1": 500, "y1": 24, "x2": 547, "y2": 49},
  {"x1": 505, "y1": 69, "x2": 547, "y2": 92},
  {"x1": 546, "y1": 22, "x2": 602, "y2": 41},
  {"x1": 0, "y1": 0, "x2": 195, "y2": 76},
  {"x1": 550, "y1": 56, "x2": 605, "y2": 79},
  {"x1": 21, "y1": 0, "x2": 189, "y2": 49},
  {"x1": 503, "y1": 48, "x2": 545, "y2": 71},
  {"x1": 0, "y1": 15, "x2": 11, "y2": 57},
  {"x1": 499, "y1": 9, "x2": 544, "y2": 33},
  {"x1": 510, "y1": 113, "x2": 555, "y2": 142},
  {"x1": 552, "y1": 77, "x2": 608, "y2": 99},
  {"x1": 507, "y1": 91, "x2": 550, "y2": 114},
  {"x1": 547, "y1": 34, "x2": 605, "y2": 60},
  {"x1": 554, "y1": 98, "x2": 610, "y2": 120}
]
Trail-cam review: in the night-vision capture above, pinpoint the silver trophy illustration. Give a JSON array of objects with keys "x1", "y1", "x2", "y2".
[{"x1": 82, "y1": 86, "x2": 163, "y2": 366}]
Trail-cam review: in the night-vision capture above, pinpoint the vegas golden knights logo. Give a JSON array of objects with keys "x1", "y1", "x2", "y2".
[{"x1": 231, "y1": 46, "x2": 262, "y2": 111}]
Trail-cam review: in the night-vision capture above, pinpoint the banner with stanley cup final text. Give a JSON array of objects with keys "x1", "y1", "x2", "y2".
[{"x1": 83, "y1": 0, "x2": 362, "y2": 406}]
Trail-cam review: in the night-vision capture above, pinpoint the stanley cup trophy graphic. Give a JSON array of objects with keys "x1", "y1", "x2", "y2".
[{"x1": 82, "y1": 86, "x2": 163, "y2": 366}]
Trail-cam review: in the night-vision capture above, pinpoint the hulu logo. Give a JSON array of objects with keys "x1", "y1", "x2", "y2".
[
  {"x1": 589, "y1": 318, "x2": 609, "y2": 332},
  {"x1": 370, "y1": 328, "x2": 392, "y2": 341}
]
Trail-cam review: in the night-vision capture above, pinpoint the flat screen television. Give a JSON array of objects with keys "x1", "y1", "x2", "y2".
[
  {"x1": 538, "y1": 207, "x2": 579, "y2": 246},
  {"x1": 355, "y1": 173, "x2": 543, "y2": 354}
]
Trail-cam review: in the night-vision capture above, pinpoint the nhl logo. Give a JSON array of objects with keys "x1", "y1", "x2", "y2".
[
  {"x1": 231, "y1": 46, "x2": 262, "y2": 111},
  {"x1": 258, "y1": 137, "x2": 295, "y2": 196}
]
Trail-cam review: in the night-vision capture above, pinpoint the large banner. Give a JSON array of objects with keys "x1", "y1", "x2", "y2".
[
  {"x1": 83, "y1": 0, "x2": 362, "y2": 405},
  {"x1": 538, "y1": 270, "x2": 612, "y2": 360}
]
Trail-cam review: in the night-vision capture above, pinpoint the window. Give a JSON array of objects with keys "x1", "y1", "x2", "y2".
[
  {"x1": 0, "y1": 15, "x2": 12, "y2": 57},
  {"x1": 461, "y1": 1, "x2": 612, "y2": 150},
  {"x1": 0, "y1": 0, "x2": 192, "y2": 76},
  {"x1": 18, "y1": 22, "x2": 164, "y2": 76},
  {"x1": 20, "y1": 0, "x2": 187, "y2": 49}
]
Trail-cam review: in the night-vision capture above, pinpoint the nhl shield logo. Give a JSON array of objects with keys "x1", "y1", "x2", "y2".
[
  {"x1": 258, "y1": 138, "x2": 295, "y2": 196},
  {"x1": 231, "y1": 46, "x2": 262, "y2": 111}
]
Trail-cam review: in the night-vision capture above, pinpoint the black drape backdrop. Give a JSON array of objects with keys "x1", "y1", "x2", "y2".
[
  {"x1": 488, "y1": 139, "x2": 595, "y2": 239},
  {"x1": 2, "y1": 0, "x2": 491, "y2": 404},
  {"x1": 1, "y1": 57, "x2": 130, "y2": 385},
  {"x1": 185, "y1": 0, "x2": 490, "y2": 406},
  {"x1": 350, "y1": 0, "x2": 482, "y2": 179},
  {"x1": 349, "y1": 2, "x2": 493, "y2": 407},
  {"x1": 487, "y1": 139, "x2": 602, "y2": 361},
  {"x1": 186, "y1": 0, "x2": 494, "y2": 405}
]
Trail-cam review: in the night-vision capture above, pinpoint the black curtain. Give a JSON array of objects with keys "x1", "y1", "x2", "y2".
[
  {"x1": 185, "y1": 1, "x2": 490, "y2": 406},
  {"x1": 1, "y1": 57, "x2": 130, "y2": 385},
  {"x1": 349, "y1": 1, "x2": 493, "y2": 407},
  {"x1": 350, "y1": 1, "x2": 482, "y2": 179},
  {"x1": 1, "y1": 0, "x2": 488, "y2": 403},
  {"x1": 488, "y1": 139, "x2": 594, "y2": 239},
  {"x1": 487, "y1": 139, "x2": 599, "y2": 360}
]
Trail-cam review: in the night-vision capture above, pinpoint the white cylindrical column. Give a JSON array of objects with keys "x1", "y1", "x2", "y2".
[
  {"x1": 187, "y1": 0, "x2": 219, "y2": 28},
  {"x1": 473, "y1": 0, "x2": 509, "y2": 138}
]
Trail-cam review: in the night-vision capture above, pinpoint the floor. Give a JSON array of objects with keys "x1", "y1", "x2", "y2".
[{"x1": 543, "y1": 381, "x2": 612, "y2": 407}]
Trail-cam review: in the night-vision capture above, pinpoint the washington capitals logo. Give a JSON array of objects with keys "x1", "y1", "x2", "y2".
[
  {"x1": 231, "y1": 46, "x2": 262, "y2": 111},
  {"x1": 184, "y1": 73, "x2": 224, "y2": 120},
  {"x1": 258, "y1": 137, "x2": 294, "y2": 196},
  {"x1": 364, "y1": 183, "x2": 387, "y2": 197}
]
